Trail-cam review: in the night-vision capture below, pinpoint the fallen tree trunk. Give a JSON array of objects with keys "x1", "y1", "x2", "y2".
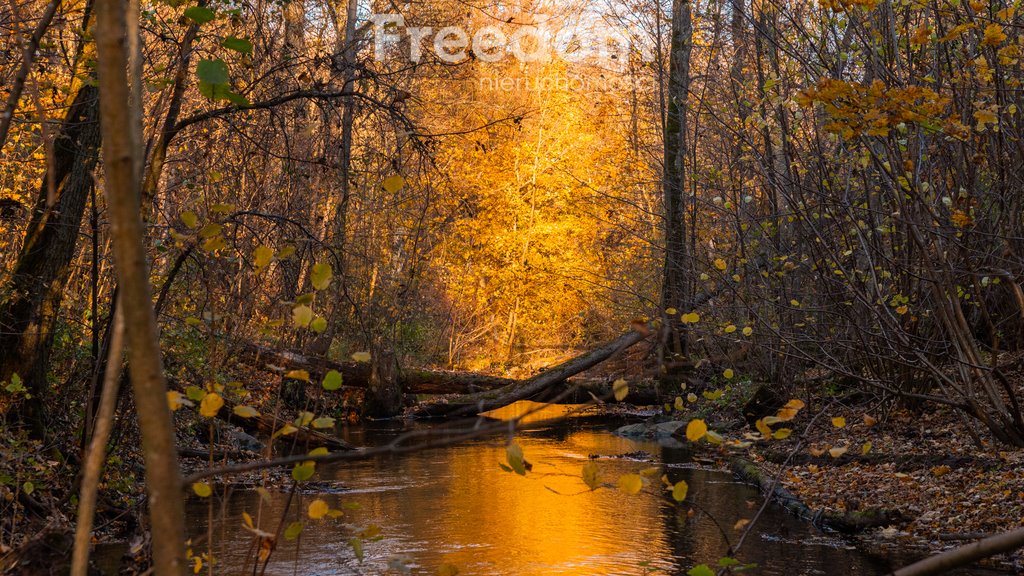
[
  {"x1": 411, "y1": 327, "x2": 649, "y2": 418},
  {"x1": 215, "y1": 401, "x2": 354, "y2": 451},
  {"x1": 730, "y1": 457, "x2": 908, "y2": 534},
  {"x1": 237, "y1": 342, "x2": 516, "y2": 394},
  {"x1": 892, "y1": 527, "x2": 1024, "y2": 576}
]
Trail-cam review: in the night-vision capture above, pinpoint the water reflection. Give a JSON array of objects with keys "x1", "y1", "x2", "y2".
[{"x1": 189, "y1": 420, "x2": 892, "y2": 575}]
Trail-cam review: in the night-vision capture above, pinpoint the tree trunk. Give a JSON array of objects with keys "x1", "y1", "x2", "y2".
[
  {"x1": 93, "y1": 0, "x2": 187, "y2": 570},
  {"x1": 361, "y1": 347, "x2": 403, "y2": 418},
  {"x1": 661, "y1": 0, "x2": 693, "y2": 357},
  {"x1": 0, "y1": 83, "x2": 101, "y2": 437}
]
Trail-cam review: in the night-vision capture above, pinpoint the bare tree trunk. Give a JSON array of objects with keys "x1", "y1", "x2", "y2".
[
  {"x1": 0, "y1": 83, "x2": 101, "y2": 437},
  {"x1": 661, "y1": 0, "x2": 693, "y2": 357},
  {"x1": 71, "y1": 304, "x2": 123, "y2": 576},
  {"x1": 93, "y1": 0, "x2": 186, "y2": 571}
]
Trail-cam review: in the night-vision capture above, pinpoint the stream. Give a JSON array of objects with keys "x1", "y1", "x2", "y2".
[{"x1": 183, "y1": 414, "x2": 902, "y2": 575}]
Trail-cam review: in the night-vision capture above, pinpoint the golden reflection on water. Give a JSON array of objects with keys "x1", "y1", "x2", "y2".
[
  {"x1": 477, "y1": 400, "x2": 595, "y2": 425},
  {"x1": 186, "y1": 419, "x2": 892, "y2": 575}
]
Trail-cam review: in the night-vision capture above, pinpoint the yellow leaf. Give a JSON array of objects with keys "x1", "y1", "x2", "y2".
[
  {"x1": 982, "y1": 23, "x2": 1007, "y2": 46},
  {"x1": 762, "y1": 416, "x2": 783, "y2": 425},
  {"x1": 383, "y1": 175, "x2": 405, "y2": 193},
  {"x1": 253, "y1": 245, "x2": 274, "y2": 268},
  {"x1": 862, "y1": 441, "x2": 873, "y2": 455},
  {"x1": 832, "y1": 417, "x2": 847, "y2": 428},
  {"x1": 734, "y1": 518, "x2": 750, "y2": 531},
  {"x1": 705, "y1": 430, "x2": 723, "y2": 444},
  {"x1": 742, "y1": 326, "x2": 753, "y2": 336},
  {"x1": 308, "y1": 499, "x2": 329, "y2": 519},
  {"x1": 199, "y1": 223, "x2": 222, "y2": 239},
  {"x1": 310, "y1": 262, "x2": 333, "y2": 291},
  {"x1": 199, "y1": 392, "x2": 224, "y2": 418},
  {"x1": 784, "y1": 399, "x2": 806, "y2": 410},
  {"x1": 582, "y1": 461, "x2": 600, "y2": 490},
  {"x1": 756, "y1": 419, "x2": 772, "y2": 438},
  {"x1": 617, "y1": 473, "x2": 643, "y2": 495},
  {"x1": 773, "y1": 428, "x2": 792, "y2": 440},
  {"x1": 686, "y1": 419, "x2": 708, "y2": 442},
  {"x1": 714, "y1": 258, "x2": 728, "y2": 271},
  {"x1": 285, "y1": 369, "x2": 310, "y2": 382},
  {"x1": 702, "y1": 389, "x2": 723, "y2": 400},
  {"x1": 351, "y1": 351, "x2": 371, "y2": 363},
  {"x1": 723, "y1": 368, "x2": 735, "y2": 379},
  {"x1": 724, "y1": 324, "x2": 737, "y2": 334},
  {"x1": 292, "y1": 305, "x2": 313, "y2": 328},
  {"x1": 233, "y1": 405, "x2": 259, "y2": 418},
  {"x1": 612, "y1": 378, "x2": 629, "y2": 401},
  {"x1": 687, "y1": 392, "x2": 698, "y2": 403},
  {"x1": 167, "y1": 391, "x2": 193, "y2": 411},
  {"x1": 829, "y1": 445, "x2": 849, "y2": 458},
  {"x1": 671, "y1": 480, "x2": 688, "y2": 502},
  {"x1": 192, "y1": 482, "x2": 212, "y2": 497},
  {"x1": 680, "y1": 312, "x2": 701, "y2": 324},
  {"x1": 674, "y1": 396, "x2": 685, "y2": 411},
  {"x1": 242, "y1": 511, "x2": 254, "y2": 528},
  {"x1": 665, "y1": 307, "x2": 677, "y2": 315}
]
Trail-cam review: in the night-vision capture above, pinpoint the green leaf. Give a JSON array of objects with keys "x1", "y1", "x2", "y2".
[
  {"x1": 284, "y1": 521, "x2": 303, "y2": 540},
  {"x1": 221, "y1": 36, "x2": 253, "y2": 54},
  {"x1": 582, "y1": 461, "x2": 600, "y2": 490},
  {"x1": 310, "y1": 262, "x2": 333, "y2": 291},
  {"x1": 292, "y1": 461, "x2": 315, "y2": 481},
  {"x1": 718, "y1": 557, "x2": 740, "y2": 567},
  {"x1": 322, "y1": 370, "x2": 343, "y2": 390},
  {"x1": 310, "y1": 316, "x2": 328, "y2": 333},
  {"x1": 253, "y1": 245, "x2": 274, "y2": 268},
  {"x1": 22, "y1": 481, "x2": 34, "y2": 495},
  {"x1": 311, "y1": 417, "x2": 335, "y2": 429},
  {"x1": 196, "y1": 58, "x2": 229, "y2": 85},
  {"x1": 506, "y1": 443, "x2": 528, "y2": 476},
  {"x1": 184, "y1": 6, "x2": 215, "y2": 24},
  {"x1": 185, "y1": 385, "x2": 207, "y2": 401},
  {"x1": 687, "y1": 565, "x2": 715, "y2": 576},
  {"x1": 180, "y1": 211, "x2": 199, "y2": 228},
  {"x1": 350, "y1": 537, "x2": 364, "y2": 562}
]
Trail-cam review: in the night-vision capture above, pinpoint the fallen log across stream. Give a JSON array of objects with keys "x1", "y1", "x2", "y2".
[
  {"x1": 410, "y1": 327, "x2": 650, "y2": 418},
  {"x1": 237, "y1": 342, "x2": 517, "y2": 394}
]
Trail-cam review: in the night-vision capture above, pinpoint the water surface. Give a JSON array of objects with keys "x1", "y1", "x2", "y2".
[{"x1": 186, "y1": 416, "x2": 899, "y2": 575}]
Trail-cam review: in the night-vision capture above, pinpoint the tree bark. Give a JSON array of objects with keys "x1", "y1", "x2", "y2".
[
  {"x1": 891, "y1": 527, "x2": 1024, "y2": 576},
  {"x1": 0, "y1": 83, "x2": 101, "y2": 437},
  {"x1": 661, "y1": 0, "x2": 693, "y2": 357},
  {"x1": 93, "y1": 0, "x2": 187, "y2": 571}
]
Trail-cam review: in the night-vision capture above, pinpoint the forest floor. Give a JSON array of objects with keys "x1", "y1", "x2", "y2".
[{"x1": 679, "y1": 359, "x2": 1024, "y2": 573}]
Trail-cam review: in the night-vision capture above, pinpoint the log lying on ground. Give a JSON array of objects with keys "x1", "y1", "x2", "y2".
[
  {"x1": 411, "y1": 327, "x2": 649, "y2": 418},
  {"x1": 215, "y1": 401, "x2": 354, "y2": 451},
  {"x1": 730, "y1": 457, "x2": 908, "y2": 534},
  {"x1": 236, "y1": 342, "x2": 516, "y2": 394}
]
